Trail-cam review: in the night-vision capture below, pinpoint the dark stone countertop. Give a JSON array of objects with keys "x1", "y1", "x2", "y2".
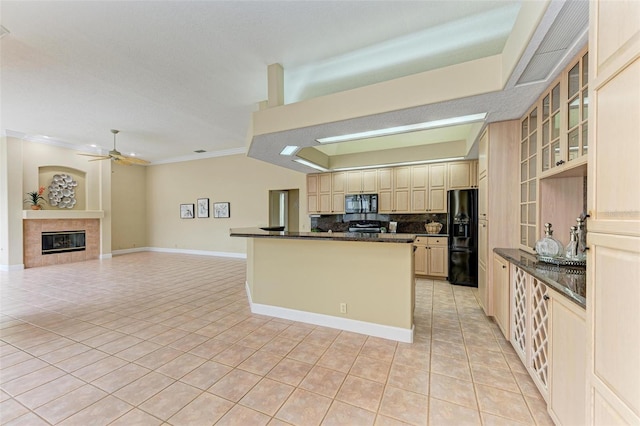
[
  {"x1": 230, "y1": 227, "x2": 417, "y2": 243},
  {"x1": 494, "y1": 248, "x2": 586, "y2": 309}
]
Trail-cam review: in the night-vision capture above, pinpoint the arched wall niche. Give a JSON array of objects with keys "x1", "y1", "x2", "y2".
[{"x1": 38, "y1": 166, "x2": 87, "y2": 210}]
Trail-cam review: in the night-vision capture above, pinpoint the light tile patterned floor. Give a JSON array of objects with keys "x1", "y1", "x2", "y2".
[{"x1": 0, "y1": 252, "x2": 554, "y2": 425}]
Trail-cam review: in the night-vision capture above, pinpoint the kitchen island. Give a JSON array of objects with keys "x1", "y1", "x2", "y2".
[{"x1": 230, "y1": 228, "x2": 416, "y2": 342}]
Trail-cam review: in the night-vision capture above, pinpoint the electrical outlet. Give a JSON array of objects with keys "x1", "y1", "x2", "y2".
[{"x1": 339, "y1": 303, "x2": 347, "y2": 314}]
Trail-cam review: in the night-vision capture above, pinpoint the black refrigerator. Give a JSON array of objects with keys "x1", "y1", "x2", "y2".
[{"x1": 447, "y1": 189, "x2": 478, "y2": 287}]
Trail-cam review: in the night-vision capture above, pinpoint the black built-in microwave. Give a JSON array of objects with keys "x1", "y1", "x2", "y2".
[{"x1": 345, "y1": 194, "x2": 378, "y2": 214}]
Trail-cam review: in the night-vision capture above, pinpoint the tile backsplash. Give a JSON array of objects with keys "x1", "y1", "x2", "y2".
[{"x1": 311, "y1": 213, "x2": 448, "y2": 234}]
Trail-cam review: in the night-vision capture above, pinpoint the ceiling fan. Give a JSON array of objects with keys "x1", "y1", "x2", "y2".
[{"x1": 78, "y1": 129, "x2": 150, "y2": 165}]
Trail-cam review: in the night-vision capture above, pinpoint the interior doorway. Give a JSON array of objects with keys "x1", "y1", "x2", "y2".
[{"x1": 269, "y1": 189, "x2": 299, "y2": 231}]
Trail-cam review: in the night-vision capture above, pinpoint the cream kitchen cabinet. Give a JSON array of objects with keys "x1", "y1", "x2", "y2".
[
  {"x1": 478, "y1": 175, "x2": 487, "y2": 220},
  {"x1": 586, "y1": 3, "x2": 640, "y2": 424},
  {"x1": 428, "y1": 163, "x2": 447, "y2": 212},
  {"x1": 346, "y1": 170, "x2": 377, "y2": 193},
  {"x1": 548, "y1": 287, "x2": 586, "y2": 426},
  {"x1": 410, "y1": 163, "x2": 446, "y2": 213},
  {"x1": 492, "y1": 253, "x2": 509, "y2": 339},
  {"x1": 511, "y1": 266, "x2": 550, "y2": 400},
  {"x1": 307, "y1": 173, "x2": 332, "y2": 214},
  {"x1": 476, "y1": 122, "x2": 519, "y2": 316},
  {"x1": 378, "y1": 167, "x2": 410, "y2": 213},
  {"x1": 478, "y1": 130, "x2": 488, "y2": 179},
  {"x1": 414, "y1": 236, "x2": 447, "y2": 278},
  {"x1": 448, "y1": 161, "x2": 477, "y2": 189},
  {"x1": 307, "y1": 172, "x2": 342, "y2": 214},
  {"x1": 478, "y1": 220, "x2": 488, "y2": 313},
  {"x1": 307, "y1": 174, "x2": 319, "y2": 213},
  {"x1": 498, "y1": 251, "x2": 588, "y2": 425},
  {"x1": 331, "y1": 172, "x2": 345, "y2": 213},
  {"x1": 318, "y1": 172, "x2": 332, "y2": 213},
  {"x1": 539, "y1": 48, "x2": 589, "y2": 177}
]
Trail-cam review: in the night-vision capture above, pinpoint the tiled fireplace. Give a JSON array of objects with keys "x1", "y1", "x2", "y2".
[{"x1": 23, "y1": 219, "x2": 100, "y2": 268}]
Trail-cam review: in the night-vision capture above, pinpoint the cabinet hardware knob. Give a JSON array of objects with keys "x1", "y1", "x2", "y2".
[
  {"x1": 502, "y1": 265, "x2": 506, "y2": 269},
  {"x1": 543, "y1": 295, "x2": 550, "y2": 301}
]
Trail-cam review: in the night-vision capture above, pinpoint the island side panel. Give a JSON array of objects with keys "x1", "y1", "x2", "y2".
[{"x1": 248, "y1": 238, "x2": 414, "y2": 330}]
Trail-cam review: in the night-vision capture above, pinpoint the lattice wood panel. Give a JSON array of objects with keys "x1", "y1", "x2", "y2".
[
  {"x1": 512, "y1": 267, "x2": 528, "y2": 358},
  {"x1": 531, "y1": 278, "x2": 549, "y2": 393}
]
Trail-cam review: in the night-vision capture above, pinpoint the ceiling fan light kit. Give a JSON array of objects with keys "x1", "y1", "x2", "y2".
[{"x1": 78, "y1": 129, "x2": 150, "y2": 166}]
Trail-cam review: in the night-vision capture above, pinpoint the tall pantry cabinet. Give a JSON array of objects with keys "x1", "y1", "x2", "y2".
[
  {"x1": 587, "y1": 1, "x2": 640, "y2": 424},
  {"x1": 476, "y1": 121, "x2": 520, "y2": 315}
]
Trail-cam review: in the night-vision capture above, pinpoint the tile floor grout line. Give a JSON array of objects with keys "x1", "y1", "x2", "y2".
[{"x1": 1, "y1": 253, "x2": 553, "y2": 426}]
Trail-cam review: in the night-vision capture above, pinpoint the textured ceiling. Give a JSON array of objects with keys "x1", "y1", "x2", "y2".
[{"x1": 0, "y1": 1, "x2": 587, "y2": 168}]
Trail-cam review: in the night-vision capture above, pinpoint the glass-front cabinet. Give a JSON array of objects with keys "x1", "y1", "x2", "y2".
[
  {"x1": 539, "y1": 47, "x2": 589, "y2": 178},
  {"x1": 566, "y1": 51, "x2": 589, "y2": 162},
  {"x1": 520, "y1": 108, "x2": 538, "y2": 249},
  {"x1": 540, "y1": 83, "x2": 561, "y2": 173},
  {"x1": 519, "y1": 46, "x2": 589, "y2": 251}
]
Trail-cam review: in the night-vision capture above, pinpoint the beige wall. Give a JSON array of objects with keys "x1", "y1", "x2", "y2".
[
  {"x1": 112, "y1": 162, "x2": 147, "y2": 250},
  {"x1": 1, "y1": 138, "x2": 307, "y2": 265},
  {"x1": 0, "y1": 137, "x2": 110, "y2": 268},
  {"x1": 249, "y1": 237, "x2": 415, "y2": 329},
  {"x1": 21, "y1": 141, "x2": 105, "y2": 211},
  {"x1": 145, "y1": 154, "x2": 307, "y2": 255},
  {"x1": 0, "y1": 137, "x2": 23, "y2": 267}
]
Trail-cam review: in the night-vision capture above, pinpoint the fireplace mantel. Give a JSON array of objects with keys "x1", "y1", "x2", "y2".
[{"x1": 22, "y1": 210, "x2": 104, "y2": 220}]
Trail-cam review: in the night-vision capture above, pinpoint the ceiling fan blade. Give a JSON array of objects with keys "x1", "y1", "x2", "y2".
[
  {"x1": 78, "y1": 153, "x2": 110, "y2": 159},
  {"x1": 112, "y1": 153, "x2": 149, "y2": 165},
  {"x1": 122, "y1": 156, "x2": 150, "y2": 165},
  {"x1": 87, "y1": 157, "x2": 112, "y2": 162}
]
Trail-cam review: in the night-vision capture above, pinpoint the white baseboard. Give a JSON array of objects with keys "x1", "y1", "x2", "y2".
[
  {"x1": 111, "y1": 247, "x2": 247, "y2": 259},
  {"x1": 100, "y1": 253, "x2": 113, "y2": 259},
  {"x1": 244, "y1": 282, "x2": 414, "y2": 343},
  {"x1": 147, "y1": 247, "x2": 247, "y2": 259},
  {"x1": 0, "y1": 263, "x2": 25, "y2": 271},
  {"x1": 111, "y1": 247, "x2": 148, "y2": 256}
]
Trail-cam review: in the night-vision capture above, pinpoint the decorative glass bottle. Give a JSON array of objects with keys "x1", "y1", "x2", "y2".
[
  {"x1": 565, "y1": 226, "x2": 580, "y2": 260},
  {"x1": 535, "y1": 223, "x2": 564, "y2": 258},
  {"x1": 575, "y1": 216, "x2": 587, "y2": 259}
]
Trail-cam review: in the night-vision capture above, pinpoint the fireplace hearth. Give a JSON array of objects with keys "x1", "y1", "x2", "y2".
[{"x1": 42, "y1": 230, "x2": 86, "y2": 255}]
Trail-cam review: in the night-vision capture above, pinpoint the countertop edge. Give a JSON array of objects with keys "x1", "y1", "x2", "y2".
[
  {"x1": 230, "y1": 228, "x2": 417, "y2": 243},
  {"x1": 494, "y1": 248, "x2": 586, "y2": 309}
]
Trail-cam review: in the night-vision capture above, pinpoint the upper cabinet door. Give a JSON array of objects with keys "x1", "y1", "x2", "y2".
[
  {"x1": 394, "y1": 167, "x2": 410, "y2": 191},
  {"x1": 478, "y1": 130, "x2": 488, "y2": 178},
  {"x1": 307, "y1": 174, "x2": 319, "y2": 213},
  {"x1": 565, "y1": 50, "x2": 589, "y2": 164},
  {"x1": 377, "y1": 168, "x2": 393, "y2": 192},
  {"x1": 346, "y1": 171, "x2": 362, "y2": 193},
  {"x1": 429, "y1": 164, "x2": 446, "y2": 189},
  {"x1": 361, "y1": 170, "x2": 377, "y2": 193},
  {"x1": 331, "y1": 172, "x2": 346, "y2": 194},
  {"x1": 411, "y1": 165, "x2": 428, "y2": 189},
  {"x1": 318, "y1": 173, "x2": 332, "y2": 194},
  {"x1": 448, "y1": 162, "x2": 473, "y2": 189},
  {"x1": 346, "y1": 170, "x2": 378, "y2": 193},
  {"x1": 410, "y1": 165, "x2": 428, "y2": 213}
]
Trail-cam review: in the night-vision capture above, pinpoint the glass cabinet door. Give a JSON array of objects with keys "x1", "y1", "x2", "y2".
[
  {"x1": 540, "y1": 83, "x2": 561, "y2": 172},
  {"x1": 566, "y1": 51, "x2": 588, "y2": 162},
  {"x1": 520, "y1": 107, "x2": 538, "y2": 250}
]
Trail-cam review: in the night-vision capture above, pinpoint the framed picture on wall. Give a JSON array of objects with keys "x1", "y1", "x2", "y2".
[
  {"x1": 180, "y1": 203, "x2": 195, "y2": 219},
  {"x1": 197, "y1": 198, "x2": 209, "y2": 218},
  {"x1": 213, "y1": 202, "x2": 230, "y2": 218}
]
